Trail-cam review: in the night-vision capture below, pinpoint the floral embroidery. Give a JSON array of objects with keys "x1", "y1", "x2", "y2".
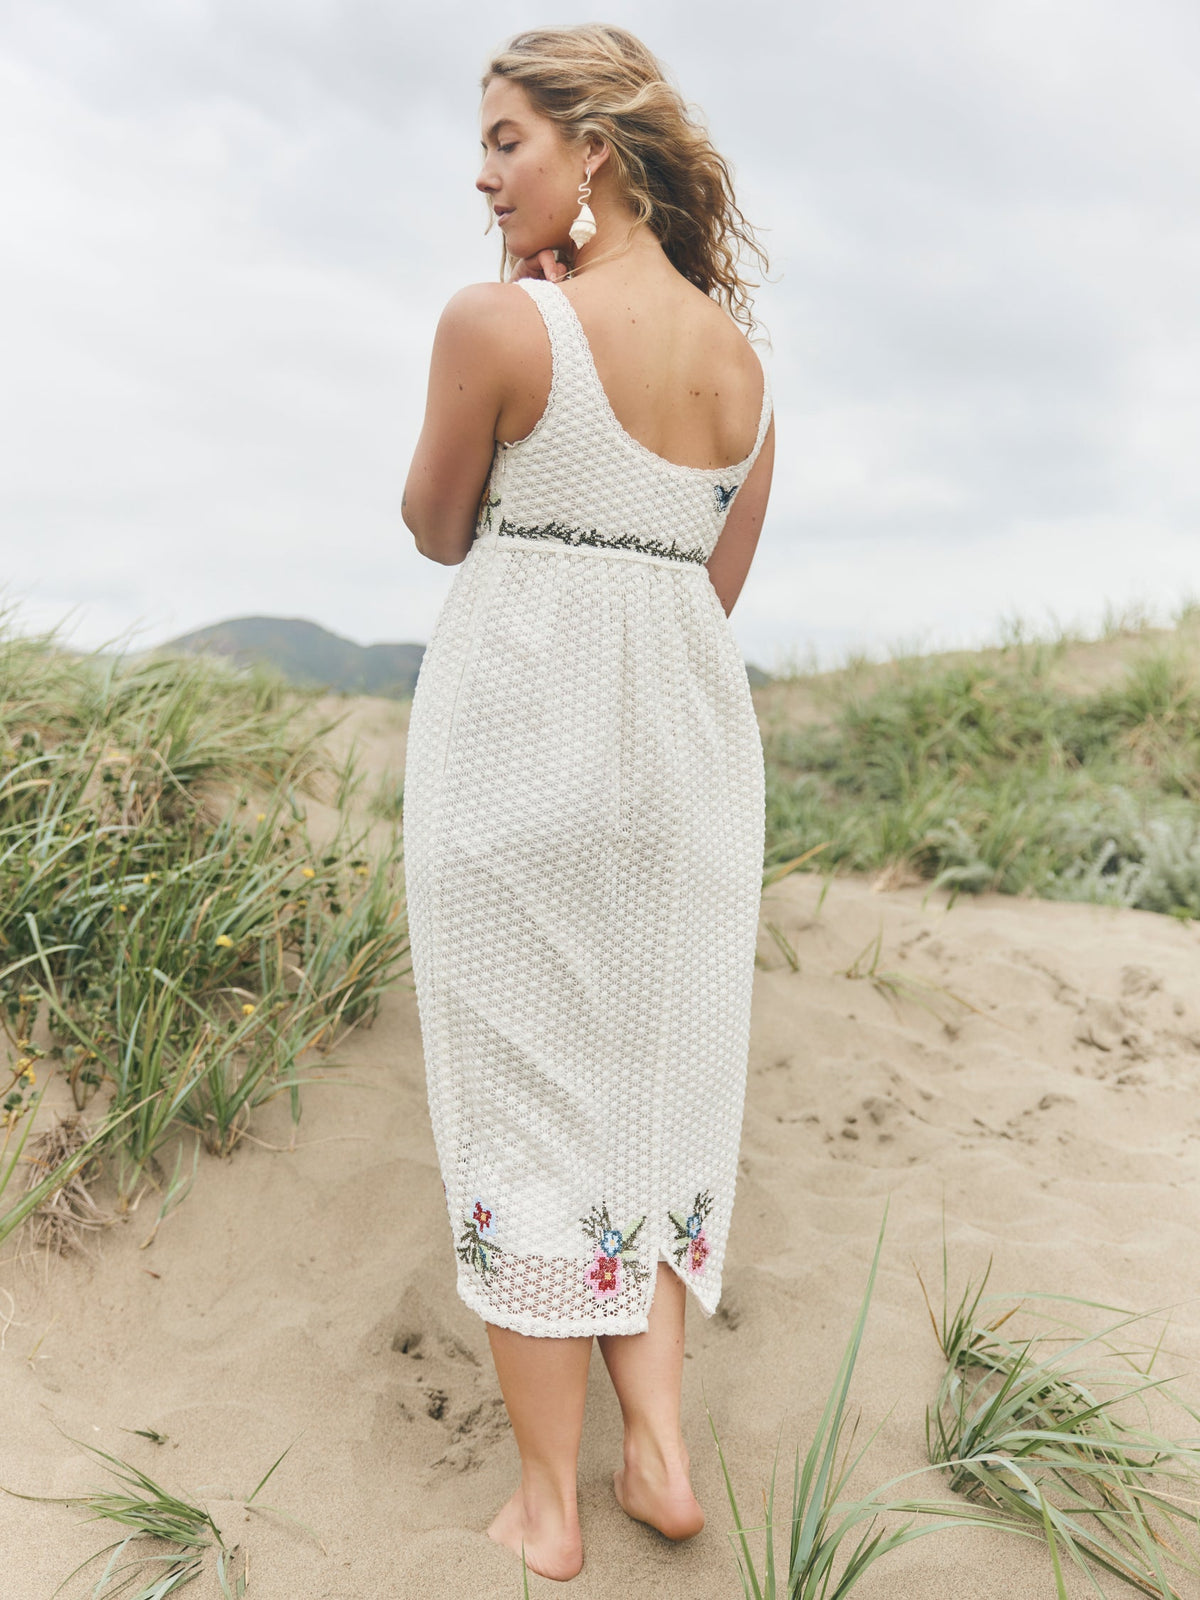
[
  {"x1": 499, "y1": 518, "x2": 706, "y2": 566},
  {"x1": 457, "y1": 1200, "x2": 502, "y2": 1283},
  {"x1": 587, "y1": 1252, "x2": 622, "y2": 1298},
  {"x1": 669, "y1": 1190, "x2": 715, "y2": 1275},
  {"x1": 714, "y1": 484, "x2": 738, "y2": 512},
  {"x1": 581, "y1": 1203, "x2": 649, "y2": 1300}
]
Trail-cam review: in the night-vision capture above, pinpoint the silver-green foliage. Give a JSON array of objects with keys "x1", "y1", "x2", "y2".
[
  {"x1": 763, "y1": 643, "x2": 1200, "y2": 916},
  {"x1": 1050, "y1": 811, "x2": 1200, "y2": 919}
]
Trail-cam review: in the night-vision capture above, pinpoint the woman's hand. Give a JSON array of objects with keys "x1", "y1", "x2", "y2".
[{"x1": 510, "y1": 247, "x2": 570, "y2": 283}]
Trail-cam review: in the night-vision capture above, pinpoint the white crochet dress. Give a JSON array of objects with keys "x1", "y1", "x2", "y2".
[{"x1": 403, "y1": 278, "x2": 772, "y2": 1337}]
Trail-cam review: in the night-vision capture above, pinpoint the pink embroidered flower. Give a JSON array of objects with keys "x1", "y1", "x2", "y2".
[
  {"x1": 669, "y1": 1191, "x2": 715, "y2": 1273},
  {"x1": 587, "y1": 1250, "x2": 622, "y2": 1298}
]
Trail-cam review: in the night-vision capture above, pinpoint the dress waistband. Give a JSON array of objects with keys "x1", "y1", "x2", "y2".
[{"x1": 489, "y1": 517, "x2": 708, "y2": 570}]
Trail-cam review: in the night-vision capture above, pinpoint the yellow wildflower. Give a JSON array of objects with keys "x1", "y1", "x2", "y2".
[
  {"x1": 301, "y1": 867, "x2": 315, "y2": 879},
  {"x1": 355, "y1": 866, "x2": 369, "y2": 876},
  {"x1": 241, "y1": 1003, "x2": 255, "y2": 1015},
  {"x1": 118, "y1": 904, "x2": 127, "y2": 912},
  {"x1": 256, "y1": 812, "x2": 266, "y2": 822},
  {"x1": 215, "y1": 934, "x2": 233, "y2": 948},
  {"x1": 21, "y1": 1068, "x2": 35, "y2": 1086}
]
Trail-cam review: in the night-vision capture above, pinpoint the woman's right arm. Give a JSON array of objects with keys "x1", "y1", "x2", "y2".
[{"x1": 402, "y1": 285, "x2": 512, "y2": 566}]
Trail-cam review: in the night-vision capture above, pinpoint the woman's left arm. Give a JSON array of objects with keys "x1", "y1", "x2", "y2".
[
  {"x1": 402, "y1": 284, "x2": 511, "y2": 566},
  {"x1": 706, "y1": 416, "x2": 775, "y2": 617}
]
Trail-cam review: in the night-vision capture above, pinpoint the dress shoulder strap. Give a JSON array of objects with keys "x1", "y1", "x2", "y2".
[{"x1": 513, "y1": 277, "x2": 604, "y2": 424}]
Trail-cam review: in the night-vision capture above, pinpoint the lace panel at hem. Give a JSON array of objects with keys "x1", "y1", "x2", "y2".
[{"x1": 454, "y1": 1251, "x2": 721, "y2": 1338}]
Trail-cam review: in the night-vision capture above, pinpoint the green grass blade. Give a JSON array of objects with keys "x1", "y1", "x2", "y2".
[
  {"x1": 244, "y1": 1435, "x2": 301, "y2": 1505},
  {"x1": 791, "y1": 1200, "x2": 890, "y2": 1578},
  {"x1": 708, "y1": 1401, "x2": 766, "y2": 1600}
]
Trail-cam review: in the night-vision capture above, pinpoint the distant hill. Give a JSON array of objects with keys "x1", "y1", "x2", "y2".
[
  {"x1": 153, "y1": 615, "x2": 772, "y2": 696},
  {"x1": 154, "y1": 617, "x2": 426, "y2": 697}
]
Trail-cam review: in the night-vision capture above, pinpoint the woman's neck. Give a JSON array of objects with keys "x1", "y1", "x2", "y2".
[{"x1": 569, "y1": 214, "x2": 670, "y2": 281}]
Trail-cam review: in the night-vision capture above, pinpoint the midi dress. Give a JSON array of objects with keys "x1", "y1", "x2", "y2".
[{"x1": 402, "y1": 277, "x2": 772, "y2": 1338}]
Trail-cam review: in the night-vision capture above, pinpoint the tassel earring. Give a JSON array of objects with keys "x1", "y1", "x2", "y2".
[{"x1": 569, "y1": 167, "x2": 596, "y2": 249}]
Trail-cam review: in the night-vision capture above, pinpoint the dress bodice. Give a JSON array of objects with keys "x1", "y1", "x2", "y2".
[{"x1": 478, "y1": 278, "x2": 773, "y2": 569}]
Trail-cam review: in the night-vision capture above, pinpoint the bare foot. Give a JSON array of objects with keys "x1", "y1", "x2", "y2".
[
  {"x1": 487, "y1": 1485, "x2": 584, "y2": 1581},
  {"x1": 613, "y1": 1445, "x2": 705, "y2": 1541}
]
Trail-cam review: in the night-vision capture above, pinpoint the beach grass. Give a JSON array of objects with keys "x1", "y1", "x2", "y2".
[
  {"x1": 708, "y1": 1206, "x2": 1038, "y2": 1598},
  {"x1": 760, "y1": 612, "x2": 1200, "y2": 917},
  {"x1": 705, "y1": 1208, "x2": 1200, "y2": 1599},
  {"x1": 0, "y1": 607, "x2": 410, "y2": 1249},
  {"x1": 1, "y1": 1430, "x2": 312, "y2": 1597},
  {"x1": 921, "y1": 1223, "x2": 1200, "y2": 1599}
]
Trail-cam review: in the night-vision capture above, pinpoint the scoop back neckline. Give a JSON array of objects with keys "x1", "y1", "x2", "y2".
[{"x1": 540, "y1": 279, "x2": 768, "y2": 480}]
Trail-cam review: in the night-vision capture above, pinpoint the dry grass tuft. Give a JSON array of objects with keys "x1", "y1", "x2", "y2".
[{"x1": 21, "y1": 1113, "x2": 109, "y2": 1256}]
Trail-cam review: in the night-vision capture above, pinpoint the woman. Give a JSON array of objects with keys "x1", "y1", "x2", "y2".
[{"x1": 401, "y1": 24, "x2": 774, "y2": 1581}]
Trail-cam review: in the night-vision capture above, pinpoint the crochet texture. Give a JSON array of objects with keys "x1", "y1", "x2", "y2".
[{"x1": 403, "y1": 277, "x2": 772, "y2": 1336}]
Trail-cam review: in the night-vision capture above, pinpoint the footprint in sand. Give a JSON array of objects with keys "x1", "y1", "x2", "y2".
[
  {"x1": 1120, "y1": 964, "x2": 1162, "y2": 999},
  {"x1": 390, "y1": 1289, "x2": 506, "y2": 1474},
  {"x1": 834, "y1": 1094, "x2": 911, "y2": 1152},
  {"x1": 1074, "y1": 995, "x2": 1155, "y2": 1075}
]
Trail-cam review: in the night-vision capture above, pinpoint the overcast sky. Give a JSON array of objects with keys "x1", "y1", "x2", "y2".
[{"x1": 2, "y1": 0, "x2": 1198, "y2": 672}]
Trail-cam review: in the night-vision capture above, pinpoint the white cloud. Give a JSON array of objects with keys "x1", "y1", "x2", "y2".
[{"x1": 1, "y1": 0, "x2": 1198, "y2": 670}]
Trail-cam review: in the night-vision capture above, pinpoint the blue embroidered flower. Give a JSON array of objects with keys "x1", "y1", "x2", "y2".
[
  {"x1": 601, "y1": 1227, "x2": 624, "y2": 1255},
  {"x1": 669, "y1": 1190, "x2": 716, "y2": 1274}
]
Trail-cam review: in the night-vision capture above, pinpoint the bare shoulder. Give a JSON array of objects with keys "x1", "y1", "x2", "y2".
[
  {"x1": 683, "y1": 279, "x2": 763, "y2": 378},
  {"x1": 436, "y1": 281, "x2": 543, "y2": 348}
]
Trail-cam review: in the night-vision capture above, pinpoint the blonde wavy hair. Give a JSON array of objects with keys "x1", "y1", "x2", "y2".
[{"x1": 482, "y1": 24, "x2": 769, "y2": 336}]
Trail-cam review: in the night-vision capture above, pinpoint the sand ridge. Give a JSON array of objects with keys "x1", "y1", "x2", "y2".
[{"x1": 2, "y1": 694, "x2": 1199, "y2": 1599}]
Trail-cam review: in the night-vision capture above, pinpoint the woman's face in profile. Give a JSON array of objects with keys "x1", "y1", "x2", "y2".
[{"x1": 477, "y1": 77, "x2": 588, "y2": 263}]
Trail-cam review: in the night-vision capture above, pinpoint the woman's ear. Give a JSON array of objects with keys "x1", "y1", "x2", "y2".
[{"x1": 583, "y1": 137, "x2": 611, "y2": 178}]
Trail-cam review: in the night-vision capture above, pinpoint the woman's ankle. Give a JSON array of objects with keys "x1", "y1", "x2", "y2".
[
  {"x1": 613, "y1": 1431, "x2": 705, "y2": 1540},
  {"x1": 518, "y1": 1463, "x2": 581, "y2": 1528},
  {"x1": 622, "y1": 1423, "x2": 690, "y2": 1481}
]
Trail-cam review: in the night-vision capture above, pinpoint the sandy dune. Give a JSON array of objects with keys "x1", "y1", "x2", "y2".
[{"x1": 3, "y1": 692, "x2": 1199, "y2": 1600}]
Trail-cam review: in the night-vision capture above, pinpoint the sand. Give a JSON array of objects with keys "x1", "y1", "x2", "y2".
[{"x1": 3, "y1": 691, "x2": 1200, "y2": 1600}]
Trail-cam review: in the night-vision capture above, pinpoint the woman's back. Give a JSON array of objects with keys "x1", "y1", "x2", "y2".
[
  {"x1": 479, "y1": 274, "x2": 770, "y2": 571},
  {"x1": 496, "y1": 261, "x2": 766, "y2": 472}
]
